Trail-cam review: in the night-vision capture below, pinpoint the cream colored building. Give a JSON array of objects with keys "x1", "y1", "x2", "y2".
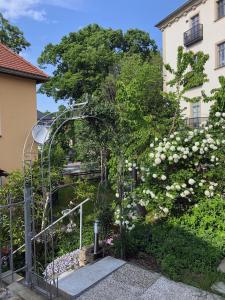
[
  {"x1": 156, "y1": 0, "x2": 225, "y2": 126},
  {"x1": 0, "y1": 43, "x2": 48, "y2": 174}
]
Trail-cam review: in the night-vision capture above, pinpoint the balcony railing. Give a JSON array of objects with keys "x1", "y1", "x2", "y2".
[
  {"x1": 184, "y1": 24, "x2": 203, "y2": 47},
  {"x1": 186, "y1": 117, "x2": 208, "y2": 128}
]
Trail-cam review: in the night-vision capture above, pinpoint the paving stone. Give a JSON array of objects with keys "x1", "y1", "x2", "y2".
[
  {"x1": 8, "y1": 282, "x2": 46, "y2": 300},
  {"x1": 211, "y1": 281, "x2": 225, "y2": 296},
  {"x1": 141, "y1": 277, "x2": 223, "y2": 300},
  {"x1": 57, "y1": 256, "x2": 126, "y2": 297},
  {"x1": 77, "y1": 264, "x2": 160, "y2": 300},
  {"x1": 217, "y1": 258, "x2": 225, "y2": 273}
]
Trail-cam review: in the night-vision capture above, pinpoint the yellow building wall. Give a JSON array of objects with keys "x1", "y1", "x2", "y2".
[
  {"x1": 0, "y1": 73, "x2": 37, "y2": 172},
  {"x1": 162, "y1": 0, "x2": 225, "y2": 118}
]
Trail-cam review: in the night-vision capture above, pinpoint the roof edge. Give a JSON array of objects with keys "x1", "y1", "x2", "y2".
[
  {"x1": 0, "y1": 67, "x2": 49, "y2": 83},
  {"x1": 155, "y1": 0, "x2": 202, "y2": 29}
]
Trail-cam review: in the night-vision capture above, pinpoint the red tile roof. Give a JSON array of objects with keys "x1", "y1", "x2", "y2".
[{"x1": 0, "y1": 43, "x2": 48, "y2": 83}]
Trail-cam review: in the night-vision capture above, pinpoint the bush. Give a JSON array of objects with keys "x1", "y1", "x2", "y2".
[{"x1": 145, "y1": 196, "x2": 225, "y2": 290}]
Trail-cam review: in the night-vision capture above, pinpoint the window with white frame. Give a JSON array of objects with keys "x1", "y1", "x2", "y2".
[
  {"x1": 192, "y1": 102, "x2": 201, "y2": 119},
  {"x1": 217, "y1": 0, "x2": 225, "y2": 19},
  {"x1": 218, "y1": 42, "x2": 225, "y2": 68}
]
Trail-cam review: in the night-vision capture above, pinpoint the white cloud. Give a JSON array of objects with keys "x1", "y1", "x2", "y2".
[{"x1": 0, "y1": 0, "x2": 84, "y2": 21}]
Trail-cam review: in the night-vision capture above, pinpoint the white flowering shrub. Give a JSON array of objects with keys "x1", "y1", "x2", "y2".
[{"x1": 116, "y1": 113, "x2": 225, "y2": 228}]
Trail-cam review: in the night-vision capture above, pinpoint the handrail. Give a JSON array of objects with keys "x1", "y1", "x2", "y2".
[{"x1": 13, "y1": 198, "x2": 90, "y2": 255}]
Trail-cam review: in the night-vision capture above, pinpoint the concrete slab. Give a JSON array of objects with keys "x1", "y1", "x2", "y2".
[
  {"x1": 76, "y1": 263, "x2": 160, "y2": 300},
  {"x1": 141, "y1": 277, "x2": 223, "y2": 300},
  {"x1": 8, "y1": 282, "x2": 46, "y2": 300},
  {"x1": 211, "y1": 281, "x2": 225, "y2": 296},
  {"x1": 77, "y1": 264, "x2": 223, "y2": 300},
  {"x1": 1, "y1": 271, "x2": 23, "y2": 285},
  {"x1": 57, "y1": 256, "x2": 126, "y2": 298},
  {"x1": 217, "y1": 257, "x2": 225, "y2": 273}
]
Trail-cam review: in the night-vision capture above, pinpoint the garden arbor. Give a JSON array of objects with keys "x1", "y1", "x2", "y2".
[{"x1": 0, "y1": 102, "x2": 98, "y2": 298}]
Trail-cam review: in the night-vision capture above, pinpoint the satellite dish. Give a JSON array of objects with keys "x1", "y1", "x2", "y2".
[{"x1": 32, "y1": 125, "x2": 50, "y2": 145}]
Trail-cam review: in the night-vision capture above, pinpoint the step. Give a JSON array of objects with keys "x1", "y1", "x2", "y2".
[
  {"x1": 7, "y1": 282, "x2": 46, "y2": 300},
  {"x1": 57, "y1": 256, "x2": 126, "y2": 299},
  {"x1": 1, "y1": 271, "x2": 23, "y2": 285}
]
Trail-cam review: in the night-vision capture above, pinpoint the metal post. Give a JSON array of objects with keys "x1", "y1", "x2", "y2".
[
  {"x1": 94, "y1": 220, "x2": 100, "y2": 255},
  {"x1": 79, "y1": 204, "x2": 83, "y2": 250},
  {"x1": 24, "y1": 184, "x2": 33, "y2": 286}
]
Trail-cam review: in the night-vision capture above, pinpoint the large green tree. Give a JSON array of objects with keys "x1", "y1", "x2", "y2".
[
  {"x1": 0, "y1": 13, "x2": 30, "y2": 53},
  {"x1": 38, "y1": 24, "x2": 157, "y2": 102},
  {"x1": 38, "y1": 24, "x2": 160, "y2": 167}
]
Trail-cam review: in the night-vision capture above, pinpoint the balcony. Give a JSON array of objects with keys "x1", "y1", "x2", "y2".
[
  {"x1": 184, "y1": 24, "x2": 203, "y2": 47},
  {"x1": 186, "y1": 117, "x2": 208, "y2": 128}
]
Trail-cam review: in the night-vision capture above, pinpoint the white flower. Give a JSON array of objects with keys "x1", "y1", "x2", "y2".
[
  {"x1": 199, "y1": 183, "x2": 203, "y2": 187},
  {"x1": 176, "y1": 137, "x2": 181, "y2": 142},
  {"x1": 175, "y1": 185, "x2": 181, "y2": 191},
  {"x1": 166, "y1": 186, "x2": 171, "y2": 191},
  {"x1": 184, "y1": 190, "x2": 190, "y2": 196},
  {"x1": 209, "y1": 186, "x2": 214, "y2": 191},
  {"x1": 204, "y1": 190, "x2": 210, "y2": 197},
  {"x1": 168, "y1": 156, "x2": 173, "y2": 161},
  {"x1": 128, "y1": 167, "x2": 132, "y2": 171},
  {"x1": 150, "y1": 192, "x2": 156, "y2": 199},
  {"x1": 162, "y1": 207, "x2": 169, "y2": 214},
  {"x1": 161, "y1": 175, "x2": 167, "y2": 181},
  {"x1": 150, "y1": 143, "x2": 154, "y2": 148},
  {"x1": 155, "y1": 137, "x2": 159, "y2": 142},
  {"x1": 115, "y1": 193, "x2": 120, "y2": 198},
  {"x1": 216, "y1": 112, "x2": 221, "y2": 117},
  {"x1": 157, "y1": 146, "x2": 163, "y2": 153},
  {"x1": 188, "y1": 179, "x2": 195, "y2": 185},
  {"x1": 152, "y1": 174, "x2": 157, "y2": 178},
  {"x1": 149, "y1": 153, "x2": 154, "y2": 158},
  {"x1": 192, "y1": 146, "x2": 198, "y2": 152},
  {"x1": 222, "y1": 113, "x2": 225, "y2": 117},
  {"x1": 182, "y1": 183, "x2": 187, "y2": 188},
  {"x1": 160, "y1": 154, "x2": 166, "y2": 160},
  {"x1": 170, "y1": 146, "x2": 176, "y2": 151},
  {"x1": 155, "y1": 158, "x2": 161, "y2": 165}
]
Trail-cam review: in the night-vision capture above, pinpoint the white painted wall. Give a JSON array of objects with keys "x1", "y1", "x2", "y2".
[{"x1": 161, "y1": 0, "x2": 225, "y2": 118}]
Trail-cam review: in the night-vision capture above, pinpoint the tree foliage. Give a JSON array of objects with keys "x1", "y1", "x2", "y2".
[
  {"x1": 38, "y1": 24, "x2": 158, "y2": 101},
  {"x1": 0, "y1": 13, "x2": 30, "y2": 53}
]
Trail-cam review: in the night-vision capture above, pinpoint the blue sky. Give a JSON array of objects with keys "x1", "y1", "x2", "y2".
[{"x1": 1, "y1": 0, "x2": 185, "y2": 112}]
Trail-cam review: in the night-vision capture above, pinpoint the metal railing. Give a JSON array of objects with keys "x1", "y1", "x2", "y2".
[
  {"x1": 184, "y1": 24, "x2": 203, "y2": 47},
  {"x1": 185, "y1": 117, "x2": 208, "y2": 128}
]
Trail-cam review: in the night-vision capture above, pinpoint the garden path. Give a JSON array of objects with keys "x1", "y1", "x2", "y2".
[{"x1": 76, "y1": 262, "x2": 223, "y2": 300}]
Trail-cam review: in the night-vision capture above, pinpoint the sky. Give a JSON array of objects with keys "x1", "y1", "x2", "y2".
[{"x1": 1, "y1": 0, "x2": 185, "y2": 112}]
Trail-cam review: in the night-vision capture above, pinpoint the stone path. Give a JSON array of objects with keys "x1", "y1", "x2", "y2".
[{"x1": 76, "y1": 263, "x2": 223, "y2": 300}]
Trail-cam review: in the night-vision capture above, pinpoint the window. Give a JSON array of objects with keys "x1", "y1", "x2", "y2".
[
  {"x1": 217, "y1": 0, "x2": 225, "y2": 19},
  {"x1": 192, "y1": 102, "x2": 201, "y2": 119},
  {"x1": 191, "y1": 14, "x2": 200, "y2": 28},
  {"x1": 218, "y1": 42, "x2": 225, "y2": 68},
  {"x1": 191, "y1": 102, "x2": 201, "y2": 128}
]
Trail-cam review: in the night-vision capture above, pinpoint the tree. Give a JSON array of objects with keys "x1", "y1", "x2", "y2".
[
  {"x1": 38, "y1": 24, "x2": 157, "y2": 102},
  {"x1": 164, "y1": 46, "x2": 209, "y2": 133},
  {"x1": 38, "y1": 24, "x2": 159, "y2": 172},
  {"x1": 114, "y1": 53, "x2": 175, "y2": 159},
  {"x1": 0, "y1": 13, "x2": 30, "y2": 53}
]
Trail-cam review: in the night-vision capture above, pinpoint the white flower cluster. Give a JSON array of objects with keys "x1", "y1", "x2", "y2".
[{"x1": 119, "y1": 112, "x2": 224, "y2": 229}]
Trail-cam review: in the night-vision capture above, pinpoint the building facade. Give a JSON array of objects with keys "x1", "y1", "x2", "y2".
[
  {"x1": 0, "y1": 43, "x2": 48, "y2": 174},
  {"x1": 156, "y1": 0, "x2": 225, "y2": 125}
]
